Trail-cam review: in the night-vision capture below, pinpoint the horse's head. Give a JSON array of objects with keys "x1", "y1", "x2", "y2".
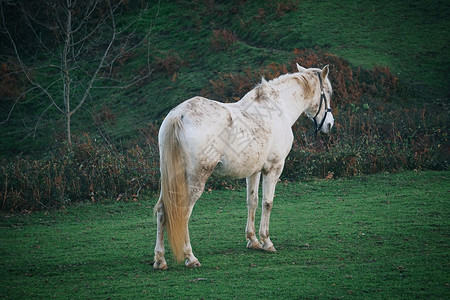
[{"x1": 297, "y1": 64, "x2": 335, "y2": 134}]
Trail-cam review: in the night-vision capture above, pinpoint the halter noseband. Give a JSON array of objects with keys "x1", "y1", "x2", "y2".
[{"x1": 312, "y1": 72, "x2": 332, "y2": 133}]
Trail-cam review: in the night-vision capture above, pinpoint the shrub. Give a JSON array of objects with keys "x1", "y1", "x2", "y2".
[
  {"x1": 200, "y1": 63, "x2": 288, "y2": 102},
  {"x1": 210, "y1": 29, "x2": 237, "y2": 51},
  {"x1": 0, "y1": 62, "x2": 26, "y2": 103},
  {"x1": 152, "y1": 51, "x2": 187, "y2": 76},
  {"x1": 0, "y1": 134, "x2": 159, "y2": 212},
  {"x1": 275, "y1": 0, "x2": 299, "y2": 17}
]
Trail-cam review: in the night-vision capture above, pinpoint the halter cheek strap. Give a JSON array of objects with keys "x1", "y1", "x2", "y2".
[{"x1": 313, "y1": 72, "x2": 332, "y2": 133}]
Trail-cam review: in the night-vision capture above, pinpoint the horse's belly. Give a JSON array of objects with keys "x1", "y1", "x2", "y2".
[
  {"x1": 210, "y1": 116, "x2": 272, "y2": 179},
  {"x1": 211, "y1": 147, "x2": 265, "y2": 179}
]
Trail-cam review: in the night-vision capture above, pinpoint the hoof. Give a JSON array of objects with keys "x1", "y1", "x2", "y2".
[
  {"x1": 153, "y1": 260, "x2": 168, "y2": 270},
  {"x1": 185, "y1": 259, "x2": 202, "y2": 268},
  {"x1": 266, "y1": 245, "x2": 277, "y2": 253},
  {"x1": 262, "y1": 243, "x2": 277, "y2": 253},
  {"x1": 247, "y1": 240, "x2": 262, "y2": 250}
]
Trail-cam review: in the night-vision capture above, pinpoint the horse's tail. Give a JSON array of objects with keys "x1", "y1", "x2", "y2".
[{"x1": 155, "y1": 116, "x2": 189, "y2": 262}]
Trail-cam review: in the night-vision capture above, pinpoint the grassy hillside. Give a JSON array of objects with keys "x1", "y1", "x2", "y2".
[
  {"x1": 1, "y1": 0, "x2": 449, "y2": 156},
  {"x1": 1, "y1": 171, "x2": 448, "y2": 298}
]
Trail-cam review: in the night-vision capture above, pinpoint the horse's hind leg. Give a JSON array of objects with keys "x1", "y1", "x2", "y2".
[
  {"x1": 184, "y1": 204, "x2": 201, "y2": 267},
  {"x1": 153, "y1": 176, "x2": 205, "y2": 269},
  {"x1": 184, "y1": 176, "x2": 208, "y2": 268},
  {"x1": 153, "y1": 199, "x2": 168, "y2": 270},
  {"x1": 246, "y1": 172, "x2": 262, "y2": 250}
]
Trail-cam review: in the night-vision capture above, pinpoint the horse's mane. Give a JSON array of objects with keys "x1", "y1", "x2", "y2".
[
  {"x1": 292, "y1": 74, "x2": 313, "y2": 98},
  {"x1": 254, "y1": 73, "x2": 314, "y2": 102}
]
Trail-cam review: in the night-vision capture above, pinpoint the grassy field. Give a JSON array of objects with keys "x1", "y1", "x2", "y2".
[{"x1": 1, "y1": 171, "x2": 448, "y2": 299}]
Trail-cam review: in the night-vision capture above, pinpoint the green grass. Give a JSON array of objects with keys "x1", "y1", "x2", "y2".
[{"x1": 1, "y1": 171, "x2": 448, "y2": 299}]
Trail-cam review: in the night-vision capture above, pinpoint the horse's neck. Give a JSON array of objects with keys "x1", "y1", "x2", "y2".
[
  {"x1": 276, "y1": 81, "x2": 310, "y2": 126},
  {"x1": 239, "y1": 78, "x2": 309, "y2": 127}
]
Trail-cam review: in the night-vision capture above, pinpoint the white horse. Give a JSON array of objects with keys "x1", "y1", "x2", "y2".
[{"x1": 153, "y1": 64, "x2": 334, "y2": 270}]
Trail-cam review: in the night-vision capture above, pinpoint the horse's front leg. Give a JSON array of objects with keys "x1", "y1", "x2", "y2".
[
  {"x1": 259, "y1": 164, "x2": 283, "y2": 252},
  {"x1": 246, "y1": 172, "x2": 262, "y2": 250}
]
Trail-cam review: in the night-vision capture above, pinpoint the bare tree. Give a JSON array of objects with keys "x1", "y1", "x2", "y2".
[{"x1": 1, "y1": 0, "x2": 157, "y2": 145}]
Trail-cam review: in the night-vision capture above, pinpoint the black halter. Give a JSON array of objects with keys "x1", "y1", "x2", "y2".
[{"x1": 312, "y1": 72, "x2": 332, "y2": 133}]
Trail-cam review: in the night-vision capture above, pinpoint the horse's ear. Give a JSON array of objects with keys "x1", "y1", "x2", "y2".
[
  {"x1": 321, "y1": 65, "x2": 330, "y2": 80},
  {"x1": 296, "y1": 63, "x2": 306, "y2": 73}
]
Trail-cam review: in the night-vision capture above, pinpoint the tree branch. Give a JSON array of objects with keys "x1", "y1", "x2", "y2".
[
  {"x1": 71, "y1": 0, "x2": 117, "y2": 116},
  {"x1": 1, "y1": 3, "x2": 64, "y2": 115}
]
